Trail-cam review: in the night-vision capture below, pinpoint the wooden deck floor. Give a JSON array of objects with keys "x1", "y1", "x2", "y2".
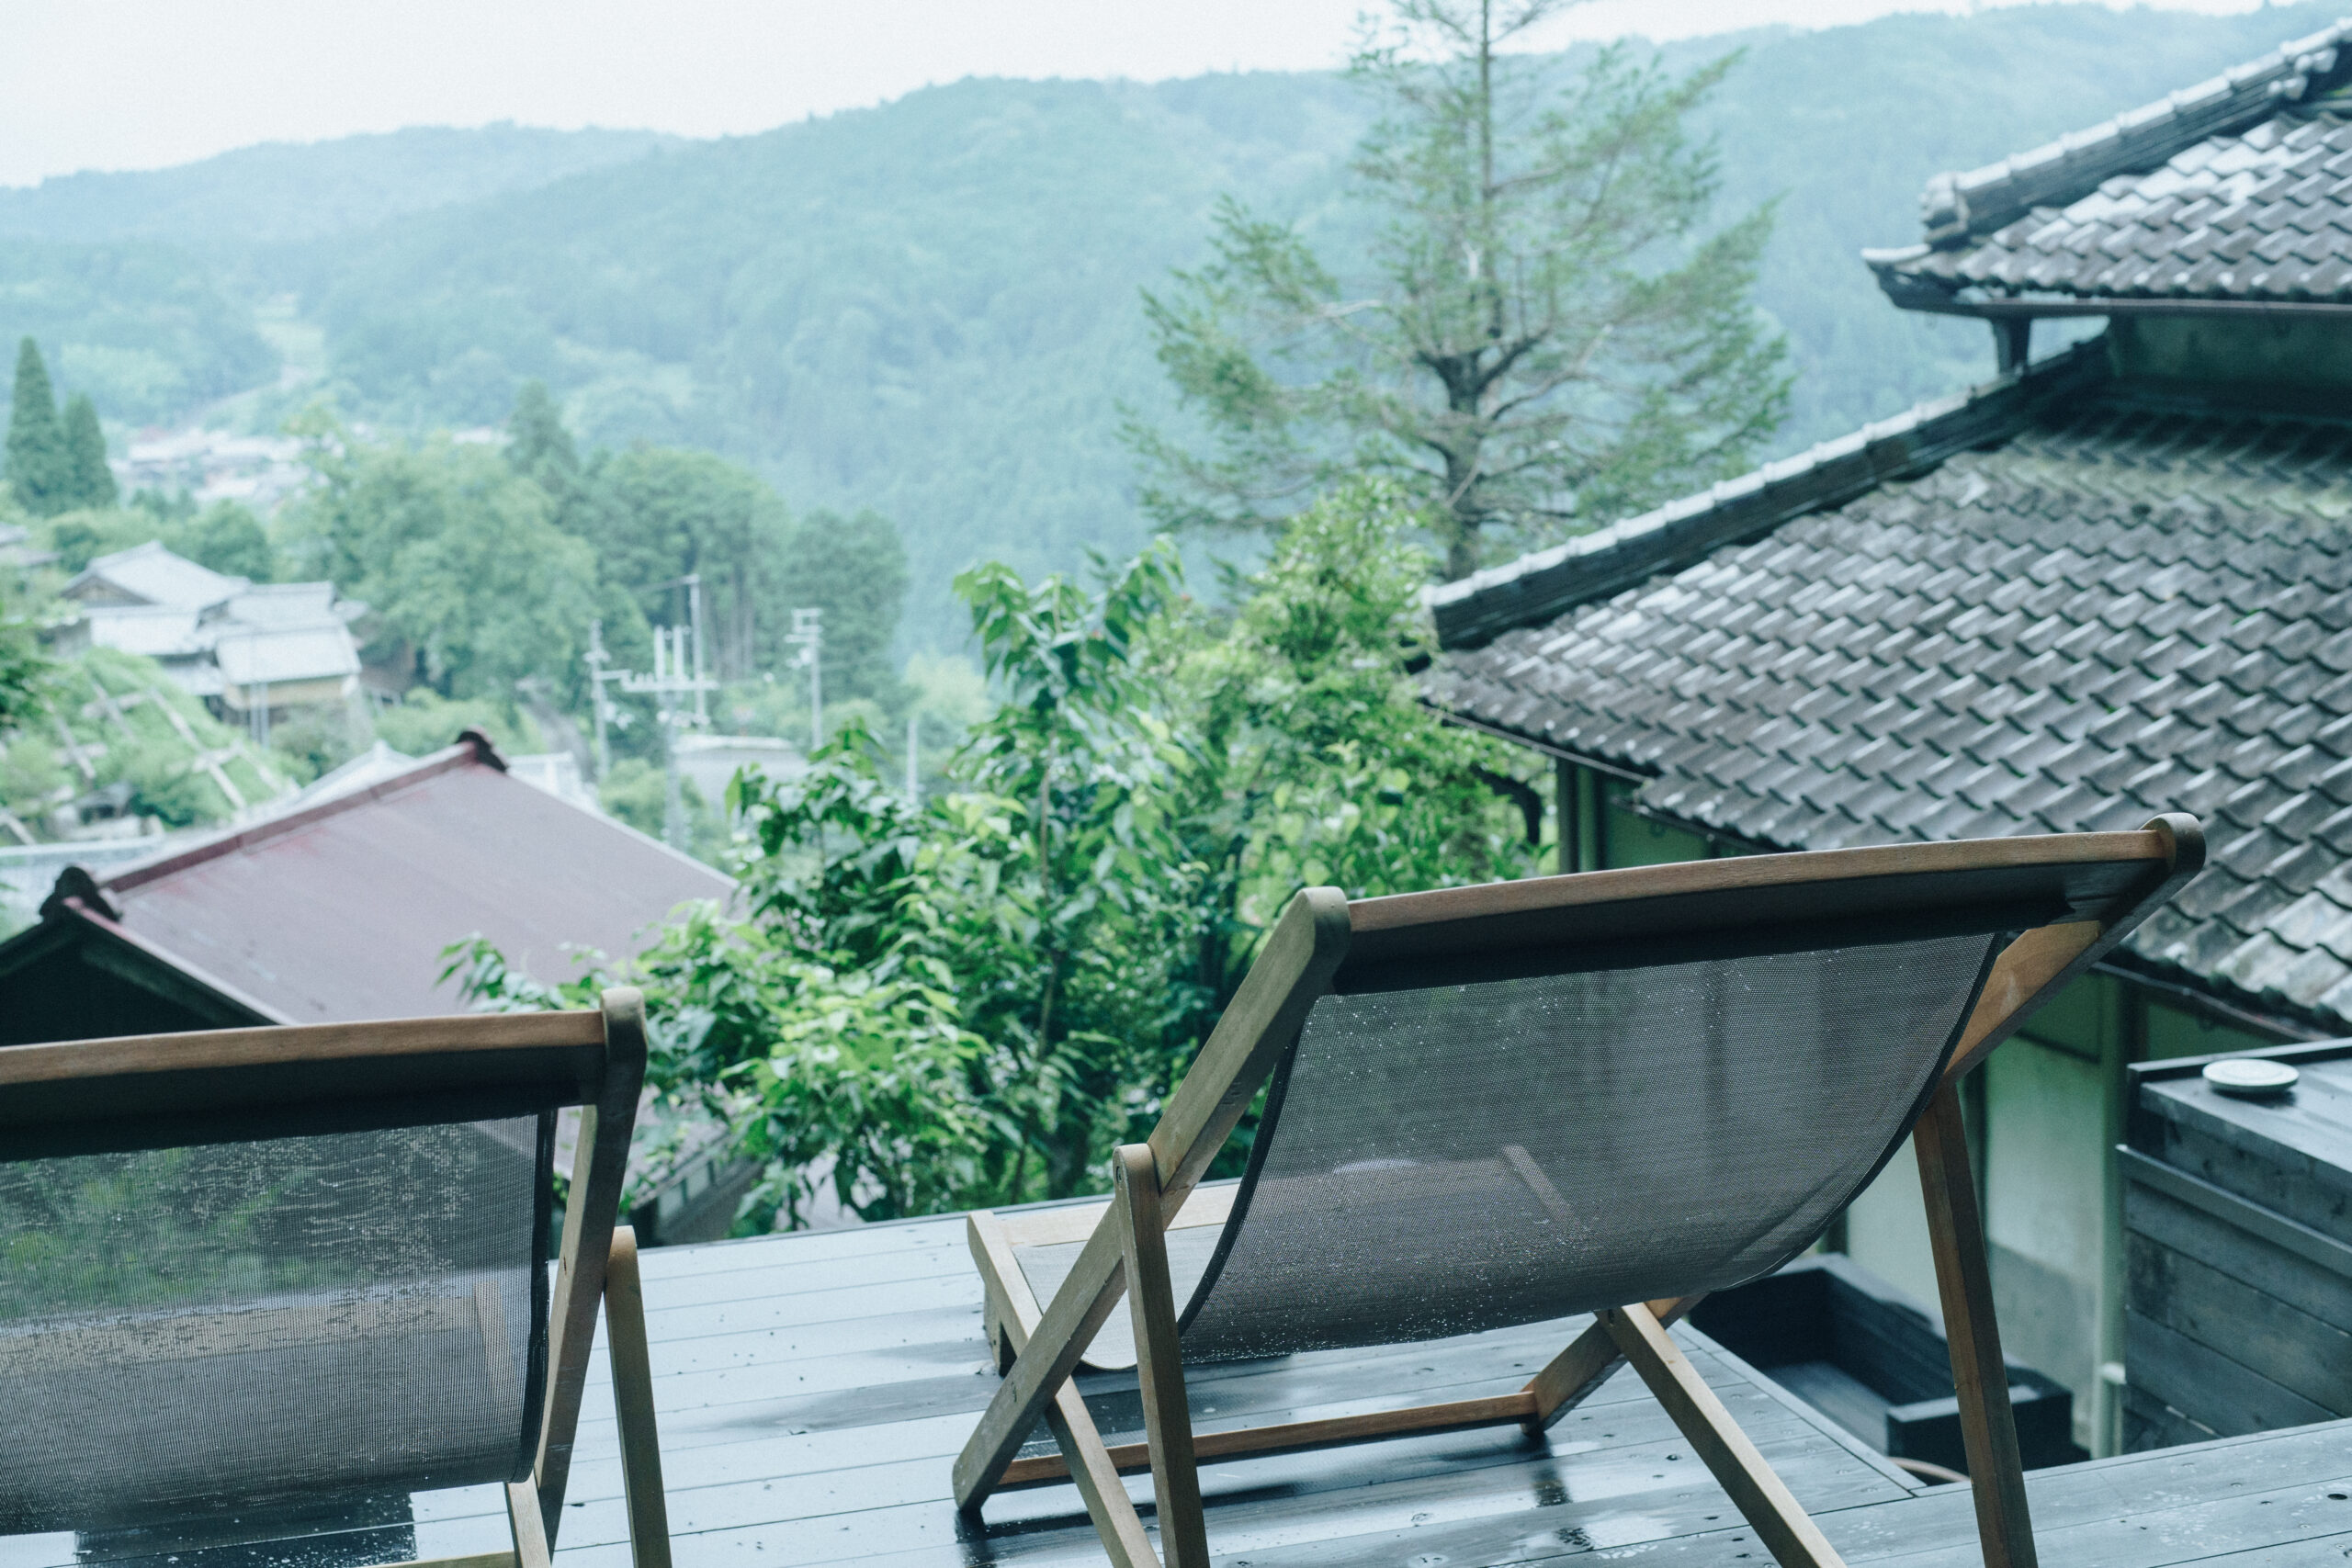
[{"x1": 12, "y1": 1213, "x2": 2352, "y2": 1568}]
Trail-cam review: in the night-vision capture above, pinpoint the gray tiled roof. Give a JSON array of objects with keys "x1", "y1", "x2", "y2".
[
  {"x1": 1427, "y1": 374, "x2": 2352, "y2": 1029},
  {"x1": 1879, "y1": 113, "x2": 2352, "y2": 304},
  {"x1": 1867, "y1": 19, "x2": 2352, "y2": 308},
  {"x1": 1430, "y1": 344, "x2": 2108, "y2": 649}
]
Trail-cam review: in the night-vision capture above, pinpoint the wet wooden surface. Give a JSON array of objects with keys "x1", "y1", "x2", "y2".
[{"x1": 10, "y1": 1213, "x2": 2352, "y2": 1568}]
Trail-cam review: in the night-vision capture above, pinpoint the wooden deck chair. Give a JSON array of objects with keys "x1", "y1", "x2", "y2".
[
  {"x1": 0, "y1": 989, "x2": 672, "y2": 1568},
  {"x1": 954, "y1": 820, "x2": 2203, "y2": 1568}
]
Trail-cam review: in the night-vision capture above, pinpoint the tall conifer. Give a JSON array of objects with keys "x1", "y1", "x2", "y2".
[
  {"x1": 5, "y1": 338, "x2": 69, "y2": 517},
  {"x1": 61, "y1": 394, "x2": 116, "y2": 510},
  {"x1": 1130, "y1": 0, "x2": 1789, "y2": 579}
]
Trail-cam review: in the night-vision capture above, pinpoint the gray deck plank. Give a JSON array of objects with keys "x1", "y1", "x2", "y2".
[{"x1": 7, "y1": 1213, "x2": 2348, "y2": 1568}]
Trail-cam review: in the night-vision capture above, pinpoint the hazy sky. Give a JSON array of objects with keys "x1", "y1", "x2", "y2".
[{"x1": 0, "y1": 0, "x2": 2269, "y2": 189}]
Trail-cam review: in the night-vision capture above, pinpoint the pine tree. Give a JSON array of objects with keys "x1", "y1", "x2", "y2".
[
  {"x1": 5, "y1": 338, "x2": 69, "y2": 518},
  {"x1": 1129, "y1": 0, "x2": 1789, "y2": 580},
  {"x1": 61, "y1": 393, "x2": 116, "y2": 511}
]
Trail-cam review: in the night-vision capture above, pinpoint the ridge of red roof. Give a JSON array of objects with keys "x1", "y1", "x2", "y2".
[{"x1": 103, "y1": 731, "x2": 503, "y2": 895}]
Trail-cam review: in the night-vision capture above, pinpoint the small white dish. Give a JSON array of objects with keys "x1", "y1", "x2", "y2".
[{"x1": 2202, "y1": 1057, "x2": 2300, "y2": 1098}]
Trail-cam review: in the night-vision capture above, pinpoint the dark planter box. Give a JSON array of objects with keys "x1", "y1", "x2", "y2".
[
  {"x1": 2122, "y1": 1038, "x2": 2352, "y2": 1451},
  {"x1": 1692, "y1": 1252, "x2": 2086, "y2": 1476}
]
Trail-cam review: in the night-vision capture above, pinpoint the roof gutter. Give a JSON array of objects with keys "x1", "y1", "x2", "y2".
[
  {"x1": 1883, "y1": 291, "x2": 2352, "y2": 323},
  {"x1": 1428, "y1": 705, "x2": 1781, "y2": 857},
  {"x1": 1427, "y1": 705, "x2": 1652, "y2": 784}
]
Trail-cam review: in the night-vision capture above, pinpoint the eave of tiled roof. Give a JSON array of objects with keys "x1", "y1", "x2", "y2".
[
  {"x1": 1427, "y1": 389, "x2": 2352, "y2": 1032},
  {"x1": 1920, "y1": 20, "x2": 2351, "y2": 248},
  {"x1": 1875, "y1": 112, "x2": 2352, "y2": 310},
  {"x1": 1429, "y1": 340, "x2": 2109, "y2": 650},
  {"x1": 1868, "y1": 20, "x2": 2352, "y2": 313}
]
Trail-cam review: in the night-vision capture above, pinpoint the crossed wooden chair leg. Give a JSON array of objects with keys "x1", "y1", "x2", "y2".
[
  {"x1": 970, "y1": 1106, "x2": 2040, "y2": 1568},
  {"x1": 399, "y1": 1225, "x2": 673, "y2": 1568}
]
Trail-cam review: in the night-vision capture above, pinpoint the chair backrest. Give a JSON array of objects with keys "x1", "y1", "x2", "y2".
[
  {"x1": 0, "y1": 1002, "x2": 640, "y2": 1533},
  {"x1": 1172, "y1": 830, "x2": 2187, "y2": 1362}
]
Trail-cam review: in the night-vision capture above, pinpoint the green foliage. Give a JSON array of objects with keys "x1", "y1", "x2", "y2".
[
  {"x1": 787, "y1": 508, "x2": 910, "y2": 705},
  {"x1": 505, "y1": 378, "x2": 580, "y2": 497},
  {"x1": 41, "y1": 507, "x2": 156, "y2": 573},
  {"x1": 370, "y1": 689, "x2": 542, "y2": 759},
  {"x1": 35, "y1": 501, "x2": 271, "y2": 581},
  {"x1": 1169, "y1": 479, "x2": 1537, "y2": 953},
  {"x1": 1133, "y1": 4, "x2": 1788, "y2": 578},
  {"x1": 0, "y1": 646, "x2": 288, "y2": 833},
  {"x1": 563, "y1": 444, "x2": 792, "y2": 681},
  {"x1": 6, "y1": 339, "x2": 69, "y2": 517},
  {"x1": 104, "y1": 736, "x2": 216, "y2": 827},
  {"x1": 0, "y1": 576, "x2": 53, "y2": 736},
  {"x1": 445, "y1": 895, "x2": 996, "y2": 1226},
  {"x1": 596, "y1": 756, "x2": 666, "y2": 838},
  {"x1": 179, "y1": 501, "x2": 273, "y2": 581},
  {"x1": 597, "y1": 756, "x2": 724, "y2": 859},
  {"x1": 457, "y1": 480, "x2": 1539, "y2": 1230},
  {"x1": 59, "y1": 395, "x2": 116, "y2": 511},
  {"x1": 0, "y1": 245, "x2": 276, "y2": 424},
  {"x1": 0, "y1": 6, "x2": 2339, "y2": 623},
  {"x1": 266, "y1": 702, "x2": 366, "y2": 784},
  {"x1": 283, "y1": 418, "x2": 599, "y2": 701}
]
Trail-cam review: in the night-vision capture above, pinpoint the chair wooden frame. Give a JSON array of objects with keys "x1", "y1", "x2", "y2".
[
  {"x1": 953, "y1": 819, "x2": 2204, "y2": 1568},
  {"x1": 0, "y1": 988, "x2": 673, "y2": 1568}
]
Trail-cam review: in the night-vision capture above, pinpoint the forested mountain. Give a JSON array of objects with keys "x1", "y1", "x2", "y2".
[
  {"x1": 0, "y1": 5, "x2": 2334, "y2": 637},
  {"x1": 0, "y1": 125, "x2": 672, "y2": 250}
]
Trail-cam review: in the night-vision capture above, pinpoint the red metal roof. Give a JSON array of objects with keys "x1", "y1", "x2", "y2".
[{"x1": 90, "y1": 736, "x2": 729, "y2": 1022}]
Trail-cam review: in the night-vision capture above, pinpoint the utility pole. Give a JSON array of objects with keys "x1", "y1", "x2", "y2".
[
  {"x1": 788, "y1": 607, "x2": 823, "y2": 753},
  {"x1": 907, "y1": 711, "x2": 920, "y2": 800},
  {"x1": 584, "y1": 619, "x2": 630, "y2": 781},
  {"x1": 684, "y1": 573, "x2": 709, "y2": 728},
  {"x1": 618, "y1": 619, "x2": 718, "y2": 850}
]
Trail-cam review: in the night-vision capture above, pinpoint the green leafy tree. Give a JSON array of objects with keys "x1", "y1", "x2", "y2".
[
  {"x1": 570, "y1": 446, "x2": 792, "y2": 680},
  {"x1": 372, "y1": 690, "x2": 542, "y2": 758},
  {"x1": 5, "y1": 338, "x2": 70, "y2": 518},
  {"x1": 952, "y1": 547, "x2": 1189, "y2": 1193},
  {"x1": 1131, "y1": 1, "x2": 1790, "y2": 578},
  {"x1": 179, "y1": 501, "x2": 272, "y2": 581},
  {"x1": 40, "y1": 508, "x2": 153, "y2": 574},
  {"x1": 60, "y1": 394, "x2": 116, "y2": 511},
  {"x1": 450, "y1": 487, "x2": 1541, "y2": 1229},
  {"x1": 285, "y1": 420, "x2": 599, "y2": 703},
  {"x1": 1159, "y1": 479, "x2": 1538, "y2": 1031},
  {"x1": 787, "y1": 508, "x2": 909, "y2": 705}
]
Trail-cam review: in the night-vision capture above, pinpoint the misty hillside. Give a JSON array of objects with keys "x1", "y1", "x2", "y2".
[
  {"x1": 0, "y1": 125, "x2": 674, "y2": 250},
  {"x1": 0, "y1": 4, "x2": 2333, "y2": 637}
]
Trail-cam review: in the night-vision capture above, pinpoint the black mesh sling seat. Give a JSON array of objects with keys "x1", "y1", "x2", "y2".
[
  {"x1": 0, "y1": 988, "x2": 671, "y2": 1568},
  {"x1": 953, "y1": 820, "x2": 2204, "y2": 1568}
]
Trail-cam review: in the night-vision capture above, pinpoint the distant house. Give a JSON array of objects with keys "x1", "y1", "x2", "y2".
[
  {"x1": 56, "y1": 541, "x2": 363, "y2": 728},
  {"x1": 0, "y1": 522, "x2": 51, "y2": 571},
  {"x1": 0, "y1": 731, "x2": 726, "y2": 1043},
  {"x1": 1426, "y1": 21, "x2": 2352, "y2": 1456},
  {"x1": 0, "y1": 734, "x2": 757, "y2": 1241}
]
